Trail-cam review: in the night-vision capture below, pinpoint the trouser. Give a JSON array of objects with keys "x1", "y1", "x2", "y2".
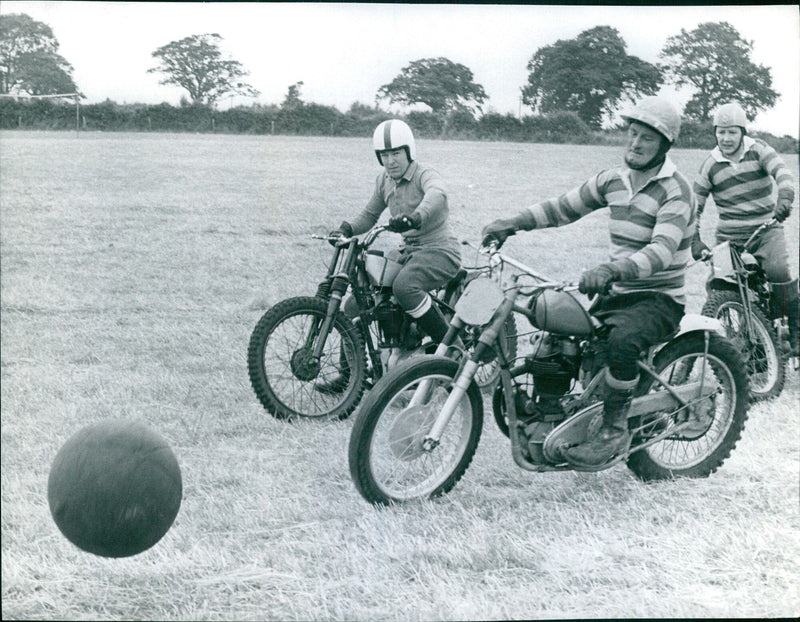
[
  {"x1": 591, "y1": 292, "x2": 685, "y2": 382},
  {"x1": 719, "y1": 223, "x2": 797, "y2": 341},
  {"x1": 717, "y1": 223, "x2": 793, "y2": 283},
  {"x1": 389, "y1": 244, "x2": 461, "y2": 317}
]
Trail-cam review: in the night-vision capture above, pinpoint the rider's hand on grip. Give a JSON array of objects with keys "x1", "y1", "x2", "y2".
[
  {"x1": 328, "y1": 221, "x2": 353, "y2": 246},
  {"x1": 775, "y1": 198, "x2": 793, "y2": 223},
  {"x1": 579, "y1": 263, "x2": 620, "y2": 297},
  {"x1": 691, "y1": 231, "x2": 710, "y2": 260},
  {"x1": 387, "y1": 213, "x2": 421, "y2": 233},
  {"x1": 480, "y1": 219, "x2": 517, "y2": 249}
]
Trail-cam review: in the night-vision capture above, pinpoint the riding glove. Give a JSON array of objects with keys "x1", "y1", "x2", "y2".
[
  {"x1": 579, "y1": 259, "x2": 638, "y2": 297},
  {"x1": 387, "y1": 213, "x2": 421, "y2": 233},
  {"x1": 579, "y1": 263, "x2": 620, "y2": 297},
  {"x1": 480, "y1": 219, "x2": 519, "y2": 249},
  {"x1": 691, "y1": 231, "x2": 710, "y2": 260},
  {"x1": 328, "y1": 220, "x2": 353, "y2": 246},
  {"x1": 775, "y1": 198, "x2": 793, "y2": 223}
]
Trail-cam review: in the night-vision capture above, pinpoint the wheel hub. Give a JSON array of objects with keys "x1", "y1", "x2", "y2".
[
  {"x1": 388, "y1": 405, "x2": 436, "y2": 461},
  {"x1": 676, "y1": 394, "x2": 716, "y2": 440},
  {"x1": 290, "y1": 347, "x2": 321, "y2": 381}
]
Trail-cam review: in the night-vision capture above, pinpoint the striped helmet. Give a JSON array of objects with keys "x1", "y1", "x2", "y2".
[
  {"x1": 373, "y1": 119, "x2": 416, "y2": 164},
  {"x1": 621, "y1": 96, "x2": 682, "y2": 143},
  {"x1": 713, "y1": 102, "x2": 748, "y2": 131}
]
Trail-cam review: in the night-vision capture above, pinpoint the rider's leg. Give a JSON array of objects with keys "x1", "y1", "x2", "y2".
[
  {"x1": 392, "y1": 248, "x2": 460, "y2": 345},
  {"x1": 771, "y1": 279, "x2": 799, "y2": 356},
  {"x1": 407, "y1": 295, "x2": 449, "y2": 343},
  {"x1": 565, "y1": 293, "x2": 683, "y2": 466},
  {"x1": 753, "y1": 226, "x2": 798, "y2": 356},
  {"x1": 565, "y1": 369, "x2": 638, "y2": 467}
]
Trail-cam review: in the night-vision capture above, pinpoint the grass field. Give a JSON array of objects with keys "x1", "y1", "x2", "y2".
[{"x1": 2, "y1": 130, "x2": 799, "y2": 620}]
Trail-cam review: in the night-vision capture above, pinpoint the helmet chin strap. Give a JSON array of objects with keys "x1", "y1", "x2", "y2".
[
  {"x1": 716, "y1": 130, "x2": 745, "y2": 156},
  {"x1": 626, "y1": 137, "x2": 671, "y2": 171}
]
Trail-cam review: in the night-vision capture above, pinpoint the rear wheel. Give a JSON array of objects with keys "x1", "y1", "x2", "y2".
[
  {"x1": 247, "y1": 296, "x2": 366, "y2": 421},
  {"x1": 702, "y1": 289, "x2": 784, "y2": 401},
  {"x1": 626, "y1": 333, "x2": 749, "y2": 481},
  {"x1": 348, "y1": 357, "x2": 483, "y2": 505}
]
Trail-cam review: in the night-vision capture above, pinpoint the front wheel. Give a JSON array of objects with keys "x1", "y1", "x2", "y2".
[
  {"x1": 348, "y1": 356, "x2": 484, "y2": 505},
  {"x1": 247, "y1": 296, "x2": 366, "y2": 421},
  {"x1": 702, "y1": 289, "x2": 785, "y2": 401},
  {"x1": 626, "y1": 333, "x2": 749, "y2": 481}
]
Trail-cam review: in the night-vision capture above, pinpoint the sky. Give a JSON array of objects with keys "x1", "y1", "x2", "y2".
[{"x1": 3, "y1": 2, "x2": 799, "y2": 137}]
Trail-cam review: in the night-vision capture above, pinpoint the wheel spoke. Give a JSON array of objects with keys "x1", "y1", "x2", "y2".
[
  {"x1": 368, "y1": 377, "x2": 472, "y2": 500},
  {"x1": 642, "y1": 352, "x2": 737, "y2": 469}
]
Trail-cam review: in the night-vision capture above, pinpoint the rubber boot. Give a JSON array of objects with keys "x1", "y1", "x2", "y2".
[
  {"x1": 415, "y1": 304, "x2": 451, "y2": 345},
  {"x1": 772, "y1": 279, "x2": 799, "y2": 357},
  {"x1": 315, "y1": 344, "x2": 350, "y2": 395},
  {"x1": 564, "y1": 369, "x2": 637, "y2": 467}
]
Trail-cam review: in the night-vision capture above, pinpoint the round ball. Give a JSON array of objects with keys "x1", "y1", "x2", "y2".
[{"x1": 48, "y1": 420, "x2": 182, "y2": 558}]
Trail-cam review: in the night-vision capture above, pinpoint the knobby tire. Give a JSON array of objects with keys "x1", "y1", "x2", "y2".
[
  {"x1": 247, "y1": 296, "x2": 366, "y2": 421},
  {"x1": 626, "y1": 333, "x2": 749, "y2": 481},
  {"x1": 702, "y1": 289, "x2": 785, "y2": 401},
  {"x1": 348, "y1": 356, "x2": 483, "y2": 505}
]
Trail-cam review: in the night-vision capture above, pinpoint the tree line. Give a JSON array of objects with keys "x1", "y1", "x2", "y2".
[{"x1": 1, "y1": 12, "x2": 796, "y2": 152}]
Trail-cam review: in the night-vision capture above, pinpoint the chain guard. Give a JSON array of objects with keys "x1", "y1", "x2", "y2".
[{"x1": 541, "y1": 402, "x2": 603, "y2": 463}]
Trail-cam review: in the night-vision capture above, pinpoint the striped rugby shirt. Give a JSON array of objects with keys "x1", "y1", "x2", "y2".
[
  {"x1": 513, "y1": 157, "x2": 695, "y2": 305},
  {"x1": 694, "y1": 136, "x2": 796, "y2": 241}
]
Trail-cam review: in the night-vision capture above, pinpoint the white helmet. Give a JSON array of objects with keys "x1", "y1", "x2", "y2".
[
  {"x1": 621, "y1": 96, "x2": 682, "y2": 143},
  {"x1": 373, "y1": 119, "x2": 416, "y2": 164},
  {"x1": 713, "y1": 102, "x2": 748, "y2": 131}
]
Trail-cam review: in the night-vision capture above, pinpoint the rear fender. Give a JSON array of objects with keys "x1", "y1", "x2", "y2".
[
  {"x1": 676, "y1": 313, "x2": 726, "y2": 339},
  {"x1": 648, "y1": 314, "x2": 725, "y2": 362},
  {"x1": 706, "y1": 276, "x2": 738, "y2": 292}
]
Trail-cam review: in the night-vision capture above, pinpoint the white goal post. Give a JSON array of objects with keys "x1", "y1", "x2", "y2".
[{"x1": 0, "y1": 92, "x2": 81, "y2": 132}]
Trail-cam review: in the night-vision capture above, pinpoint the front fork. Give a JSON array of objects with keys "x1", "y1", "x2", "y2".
[
  {"x1": 308, "y1": 275, "x2": 349, "y2": 362},
  {"x1": 417, "y1": 292, "x2": 519, "y2": 450}
]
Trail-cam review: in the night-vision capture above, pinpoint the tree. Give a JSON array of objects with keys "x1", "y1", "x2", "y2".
[
  {"x1": 521, "y1": 26, "x2": 662, "y2": 129},
  {"x1": 148, "y1": 33, "x2": 259, "y2": 107},
  {"x1": 282, "y1": 81, "x2": 304, "y2": 109},
  {"x1": 0, "y1": 13, "x2": 79, "y2": 95},
  {"x1": 377, "y1": 57, "x2": 488, "y2": 116},
  {"x1": 660, "y1": 22, "x2": 778, "y2": 122}
]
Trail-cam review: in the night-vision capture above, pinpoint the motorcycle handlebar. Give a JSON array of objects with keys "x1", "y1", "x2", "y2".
[
  {"x1": 312, "y1": 224, "x2": 387, "y2": 246},
  {"x1": 464, "y1": 238, "x2": 576, "y2": 292}
]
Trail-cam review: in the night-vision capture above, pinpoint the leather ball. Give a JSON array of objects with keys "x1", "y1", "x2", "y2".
[{"x1": 48, "y1": 420, "x2": 182, "y2": 558}]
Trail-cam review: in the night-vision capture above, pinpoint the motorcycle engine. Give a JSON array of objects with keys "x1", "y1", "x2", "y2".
[
  {"x1": 527, "y1": 332, "x2": 580, "y2": 397},
  {"x1": 374, "y1": 294, "x2": 405, "y2": 347},
  {"x1": 503, "y1": 332, "x2": 583, "y2": 464}
]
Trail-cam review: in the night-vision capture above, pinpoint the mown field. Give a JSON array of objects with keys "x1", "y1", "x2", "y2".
[{"x1": 1, "y1": 131, "x2": 798, "y2": 620}]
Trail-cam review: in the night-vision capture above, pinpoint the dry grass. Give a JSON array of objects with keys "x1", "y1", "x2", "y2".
[{"x1": 1, "y1": 131, "x2": 798, "y2": 620}]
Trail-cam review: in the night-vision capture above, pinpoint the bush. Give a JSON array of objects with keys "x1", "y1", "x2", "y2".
[
  {"x1": 443, "y1": 110, "x2": 478, "y2": 139},
  {"x1": 2, "y1": 97, "x2": 796, "y2": 153},
  {"x1": 406, "y1": 110, "x2": 444, "y2": 137},
  {"x1": 674, "y1": 118, "x2": 715, "y2": 150},
  {"x1": 521, "y1": 111, "x2": 591, "y2": 144},
  {"x1": 477, "y1": 112, "x2": 521, "y2": 141}
]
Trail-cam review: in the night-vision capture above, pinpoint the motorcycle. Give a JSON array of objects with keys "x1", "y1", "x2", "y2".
[
  {"x1": 348, "y1": 242, "x2": 750, "y2": 505},
  {"x1": 247, "y1": 225, "x2": 518, "y2": 421},
  {"x1": 700, "y1": 218, "x2": 791, "y2": 401}
]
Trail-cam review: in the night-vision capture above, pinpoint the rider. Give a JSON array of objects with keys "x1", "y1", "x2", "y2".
[
  {"x1": 481, "y1": 96, "x2": 695, "y2": 467},
  {"x1": 318, "y1": 119, "x2": 461, "y2": 393},
  {"x1": 691, "y1": 102, "x2": 798, "y2": 358}
]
